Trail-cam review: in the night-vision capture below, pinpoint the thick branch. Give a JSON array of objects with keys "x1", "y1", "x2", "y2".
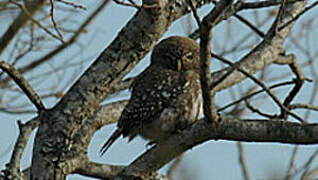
[
  {"x1": 74, "y1": 159, "x2": 124, "y2": 179},
  {"x1": 2, "y1": 118, "x2": 39, "y2": 179},
  {"x1": 122, "y1": 117, "x2": 318, "y2": 176}
]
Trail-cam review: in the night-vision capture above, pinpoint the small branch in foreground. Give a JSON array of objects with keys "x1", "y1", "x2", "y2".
[
  {"x1": 196, "y1": 0, "x2": 234, "y2": 123},
  {"x1": 0, "y1": 60, "x2": 45, "y2": 111},
  {"x1": 2, "y1": 118, "x2": 39, "y2": 179}
]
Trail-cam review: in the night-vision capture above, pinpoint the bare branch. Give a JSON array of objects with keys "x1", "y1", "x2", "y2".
[
  {"x1": 279, "y1": 1, "x2": 318, "y2": 31},
  {"x1": 0, "y1": 0, "x2": 111, "y2": 87},
  {"x1": 121, "y1": 117, "x2": 318, "y2": 176},
  {"x1": 2, "y1": 118, "x2": 39, "y2": 179},
  {"x1": 49, "y1": 0, "x2": 64, "y2": 40},
  {"x1": 237, "y1": 142, "x2": 250, "y2": 180},
  {"x1": 198, "y1": 0, "x2": 234, "y2": 122},
  {"x1": 218, "y1": 80, "x2": 295, "y2": 112},
  {"x1": 56, "y1": 0, "x2": 87, "y2": 10},
  {"x1": 211, "y1": 53, "x2": 304, "y2": 122},
  {"x1": 289, "y1": 104, "x2": 318, "y2": 111},
  {"x1": 0, "y1": 60, "x2": 45, "y2": 111},
  {"x1": 73, "y1": 158, "x2": 125, "y2": 179},
  {"x1": 0, "y1": 0, "x2": 46, "y2": 54},
  {"x1": 10, "y1": 0, "x2": 64, "y2": 43},
  {"x1": 285, "y1": 146, "x2": 298, "y2": 180}
]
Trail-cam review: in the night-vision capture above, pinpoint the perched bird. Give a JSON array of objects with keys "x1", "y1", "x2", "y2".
[{"x1": 100, "y1": 36, "x2": 203, "y2": 155}]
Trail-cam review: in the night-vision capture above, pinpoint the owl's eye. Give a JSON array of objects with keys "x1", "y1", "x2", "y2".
[{"x1": 183, "y1": 52, "x2": 193, "y2": 61}]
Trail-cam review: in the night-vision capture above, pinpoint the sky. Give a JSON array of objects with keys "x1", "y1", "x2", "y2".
[{"x1": 1, "y1": 1, "x2": 318, "y2": 179}]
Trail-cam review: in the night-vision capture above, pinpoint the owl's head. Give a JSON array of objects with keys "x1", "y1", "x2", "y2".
[{"x1": 151, "y1": 36, "x2": 200, "y2": 72}]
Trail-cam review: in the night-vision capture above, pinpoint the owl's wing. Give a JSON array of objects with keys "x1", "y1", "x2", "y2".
[{"x1": 118, "y1": 67, "x2": 185, "y2": 140}]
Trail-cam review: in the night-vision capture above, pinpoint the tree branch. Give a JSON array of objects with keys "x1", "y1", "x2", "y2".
[
  {"x1": 2, "y1": 118, "x2": 39, "y2": 179},
  {"x1": 0, "y1": 0, "x2": 111, "y2": 87},
  {"x1": 121, "y1": 117, "x2": 318, "y2": 176},
  {"x1": 198, "y1": 0, "x2": 234, "y2": 122},
  {"x1": 0, "y1": 60, "x2": 45, "y2": 111},
  {"x1": 0, "y1": 0, "x2": 46, "y2": 54}
]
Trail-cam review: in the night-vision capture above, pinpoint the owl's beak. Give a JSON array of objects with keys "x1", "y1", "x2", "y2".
[{"x1": 177, "y1": 59, "x2": 182, "y2": 72}]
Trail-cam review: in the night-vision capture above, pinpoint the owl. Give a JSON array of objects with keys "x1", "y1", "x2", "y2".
[{"x1": 100, "y1": 36, "x2": 203, "y2": 155}]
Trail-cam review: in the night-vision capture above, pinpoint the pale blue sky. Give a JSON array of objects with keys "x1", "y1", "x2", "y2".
[{"x1": 1, "y1": 1, "x2": 318, "y2": 179}]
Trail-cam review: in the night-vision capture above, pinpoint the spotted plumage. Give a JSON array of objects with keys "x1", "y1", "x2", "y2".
[{"x1": 100, "y1": 36, "x2": 203, "y2": 155}]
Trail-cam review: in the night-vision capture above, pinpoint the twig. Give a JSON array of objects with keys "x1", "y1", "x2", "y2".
[
  {"x1": 289, "y1": 104, "x2": 318, "y2": 111},
  {"x1": 273, "y1": 0, "x2": 287, "y2": 33},
  {"x1": 300, "y1": 149, "x2": 318, "y2": 179},
  {"x1": 237, "y1": 142, "x2": 250, "y2": 180},
  {"x1": 285, "y1": 146, "x2": 298, "y2": 180},
  {"x1": 188, "y1": 0, "x2": 201, "y2": 28},
  {"x1": 189, "y1": 0, "x2": 243, "y2": 40},
  {"x1": 245, "y1": 100, "x2": 277, "y2": 119},
  {"x1": 273, "y1": 54, "x2": 310, "y2": 118},
  {"x1": 0, "y1": 0, "x2": 111, "y2": 87},
  {"x1": 0, "y1": 60, "x2": 45, "y2": 111},
  {"x1": 234, "y1": 14, "x2": 265, "y2": 38},
  {"x1": 239, "y1": 0, "x2": 301, "y2": 10},
  {"x1": 49, "y1": 0, "x2": 64, "y2": 40},
  {"x1": 56, "y1": 0, "x2": 87, "y2": 10},
  {"x1": 10, "y1": 0, "x2": 64, "y2": 43},
  {"x1": 218, "y1": 80, "x2": 295, "y2": 112},
  {"x1": 279, "y1": 1, "x2": 318, "y2": 31},
  {"x1": 211, "y1": 53, "x2": 304, "y2": 122},
  {"x1": 0, "y1": 0, "x2": 46, "y2": 54},
  {"x1": 0, "y1": 108, "x2": 37, "y2": 114},
  {"x1": 280, "y1": 78, "x2": 303, "y2": 119}
]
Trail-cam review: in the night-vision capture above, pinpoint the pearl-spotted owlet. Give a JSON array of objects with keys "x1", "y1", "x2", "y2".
[{"x1": 100, "y1": 36, "x2": 203, "y2": 155}]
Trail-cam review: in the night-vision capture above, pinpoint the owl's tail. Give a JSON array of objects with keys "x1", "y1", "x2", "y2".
[{"x1": 99, "y1": 128, "x2": 122, "y2": 156}]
